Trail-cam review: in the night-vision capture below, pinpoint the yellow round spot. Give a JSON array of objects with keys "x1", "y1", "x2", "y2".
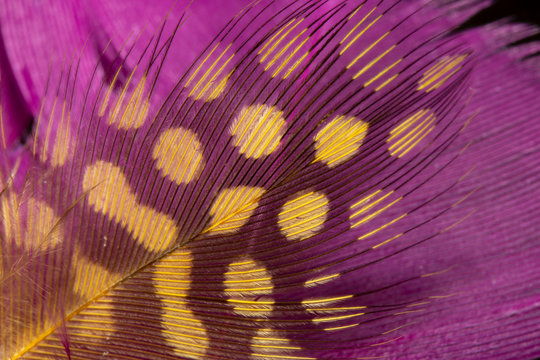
[
  {"x1": 278, "y1": 191, "x2": 329, "y2": 241},
  {"x1": 204, "y1": 186, "x2": 266, "y2": 235},
  {"x1": 230, "y1": 104, "x2": 287, "y2": 159},
  {"x1": 224, "y1": 257, "x2": 273, "y2": 296},
  {"x1": 314, "y1": 115, "x2": 368, "y2": 167},
  {"x1": 153, "y1": 127, "x2": 206, "y2": 185}
]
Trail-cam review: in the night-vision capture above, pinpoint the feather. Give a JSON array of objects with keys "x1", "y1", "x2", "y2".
[{"x1": 1, "y1": 0, "x2": 535, "y2": 359}]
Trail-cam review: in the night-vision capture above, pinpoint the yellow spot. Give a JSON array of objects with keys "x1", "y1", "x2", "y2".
[
  {"x1": 350, "y1": 190, "x2": 401, "y2": 229},
  {"x1": 1, "y1": 194, "x2": 63, "y2": 250},
  {"x1": 204, "y1": 186, "x2": 265, "y2": 235},
  {"x1": 225, "y1": 257, "x2": 273, "y2": 296},
  {"x1": 82, "y1": 161, "x2": 178, "y2": 252},
  {"x1": 387, "y1": 109, "x2": 435, "y2": 157},
  {"x1": 161, "y1": 306, "x2": 209, "y2": 360},
  {"x1": 259, "y1": 18, "x2": 310, "y2": 79},
  {"x1": 418, "y1": 54, "x2": 467, "y2": 92},
  {"x1": 150, "y1": 251, "x2": 193, "y2": 293},
  {"x1": 72, "y1": 247, "x2": 115, "y2": 300},
  {"x1": 304, "y1": 273, "x2": 340, "y2": 287},
  {"x1": 250, "y1": 328, "x2": 298, "y2": 354},
  {"x1": 230, "y1": 104, "x2": 287, "y2": 159},
  {"x1": 152, "y1": 127, "x2": 205, "y2": 185},
  {"x1": 278, "y1": 191, "x2": 329, "y2": 241},
  {"x1": 108, "y1": 76, "x2": 150, "y2": 130},
  {"x1": 39, "y1": 100, "x2": 72, "y2": 167},
  {"x1": 340, "y1": 9, "x2": 380, "y2": 54},
  {"x1": 313, "y1": 116, "x2": 368, "y2": 167},
  {"x1": 185, "y1": 43, "x2": 234, "y2": 101}
]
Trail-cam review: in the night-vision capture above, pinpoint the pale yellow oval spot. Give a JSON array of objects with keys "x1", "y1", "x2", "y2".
[
  {"x1": 152, "y1": 127, "x2": 206, "y2": 185},
  {"x1": 204, "y1": 186, "x2": 265, "y2": 235},
  {"x1": 314, "y1": 115, "x2": 368, "y2": 167},
  {"x1": 230, "y1": 104, "x2": 287, "y2": 159},
  {"x1": 418, "y1": 54, "x2": 467, "y2": 92},
  {"x1": 387, "y1": 109, "x2": 436, "y2": 158},
  {"x1": 82, "y1": 161, "x2": 178, "y2": 252},
  {"x1": 224, "y1": 256, "x2": 274, "y2": 296},
  {"x1": 72, "y1": 247, "x2": 115, "y2": 300},
  {"x1": 278, "y1": 191, "x2": 329, "y2": 241},
  {"x1": 108, "y1": 76, "x2": 149, "y2": 130},
  {"x1": 185, "y1": 43, "x2": 234, "y2": 101},
  {"x1": 258, "y1": 18, "x2": 310, "y2": 79}
]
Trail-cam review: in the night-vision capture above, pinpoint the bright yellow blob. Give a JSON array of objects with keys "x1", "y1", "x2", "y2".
[
  {"x1": 153, "y1": 127, "x2": 206, "y2": 185},
  {"x1": 278, "y1": 190, "x2": 329, "y2": 241},
  {"x1": 204, "y1": 186, "x2": 266, "y2": 234},
  {"x1": 314, "y1": 115, "x2": 368, "y2": 167},
  {"x1": 230, "y1": 104, "x2": 287, "y2": 159}
]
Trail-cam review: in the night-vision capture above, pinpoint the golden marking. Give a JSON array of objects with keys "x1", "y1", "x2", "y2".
[
  {"x1": 340, "y1": 7, "x2": 377, "y2": 50},
  {"x1": 350, "y1": 190, "x2": 401, "y2": 229},
  {"x1": 347, "y1": 32, "x2": 389, "y2": 69},
  {"x1": 418, "y1": 54, "x2": 467, "y2": 92},
  {"x1": 186, "y1": 43, "x2": 234, "y2": 101},
  {"x1": 204, "y1": 186, "x2": 265, "y2": 234},
  {"x1": 109, "y1": 75, "x2": 150, "y2": 130},
  {"x1": 230, "y1": 104, "x2": 287, "y2": 159},
  {"x1": 364, "y1": 59, "x2": 401, "y2": 87},
  {"x1": 304, "y1": 273, "x2": 340, "y2": 287},
  {"x1": 375, "y1": 74, "x2": 398, "y2": 91},
  {"x1": 278, "y1": 191, "x2": 329, "y2": 241},
  {"x1": 352, "y1": 46, "x2": 395, "y2": 80},
  {"x1": 82, "y1": 161, "x2": 178, "y2": 252},
  {"x1": 72, "y1": 248, "x2": 115, "y2": 300},
  {"x1": 387, "y1": 109, "x2": 436, "y2": 157},
  {"x1": 152, "y1": 127, "x2": 205, "y2": 185},
  {"x1": 313, "y1": 115, "x2": 368, "y2": 167}
]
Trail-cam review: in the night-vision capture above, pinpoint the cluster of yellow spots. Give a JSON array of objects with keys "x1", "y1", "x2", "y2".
[
  {"x1": 102, "y1": 75, "x2": 150, "y2": 130},
  {"x1": 230, "y1": 104, "x2": 287, "y2": 159},
  {"x1": 185, "y1": 43, "x2": 234, "y2": 101},
  {"x1": 258, "y1": 18, "x2": 310, "y2": 79},
  {"x1": 82, "y1": 161, "x2": 178, "y2": 252},
  {"x1": 313, "y1": 115, "x2": 368, "y2": 167},
  {"x1": 204, "y1": 186, "x2": 266, "y2": 234},
  {"x1": 152, "y1": 127, "x2": 206, "y2": 185},
  {"x1": 418, "y1": 54, "x2": 467, "y2": 92},
  {"x1": 387, "y1": 109, "x2": 436, "y2": 158},
  {"x1": 0, "y1": 193, "x2": 63, "y2": 251},
  {"x1": 278, "y1": 190, "x2": 329, "y2": 241}
]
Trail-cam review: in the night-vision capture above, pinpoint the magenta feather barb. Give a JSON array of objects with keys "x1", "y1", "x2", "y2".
[{"x1": 0, "y1": 1, "x2": 539, "y2": 359}]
